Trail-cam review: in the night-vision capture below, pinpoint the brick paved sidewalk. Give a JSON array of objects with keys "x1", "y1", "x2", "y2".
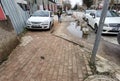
[
  {"x1": 0, "y1": 15, "x2": 92, "y2": 81},
  {"x1": 0, "y1": 29, "x2": 91, "y2": 81}
]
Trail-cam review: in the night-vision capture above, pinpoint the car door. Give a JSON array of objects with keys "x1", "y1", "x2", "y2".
[
  {"x1": 87, "y1": 14, "x2": 94, "y2": 26},
  {"x1": 88, "y1": 13, "x2": 96, "y2": 29}
]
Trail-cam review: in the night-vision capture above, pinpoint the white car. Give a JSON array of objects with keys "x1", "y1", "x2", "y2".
[
  {"x1": 83, "y1": 9, "x2": 96, "y2": 21},
  {"x1": 26, "y1": 10, "x2": 54, "y2": 30},
  {"x1": 87, "y1": 10, "x2": 120, "y2": 34}
]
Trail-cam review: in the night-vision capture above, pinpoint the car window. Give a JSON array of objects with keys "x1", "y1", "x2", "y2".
[
  {"x1": 32, "y1": 11, "x2": 49, "y2": 17},
  {"x1": 110, "y1": 11, "x2": 119, "y2": 17}
]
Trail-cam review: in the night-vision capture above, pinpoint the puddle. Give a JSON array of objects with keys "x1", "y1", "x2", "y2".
[{"x1": 67, "y1": 22, "x2": 83, "y2": 38}]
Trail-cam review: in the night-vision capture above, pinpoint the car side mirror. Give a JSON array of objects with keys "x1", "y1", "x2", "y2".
[{"x1": 90, "y1": 13, "x2": 95, "y2": 18}]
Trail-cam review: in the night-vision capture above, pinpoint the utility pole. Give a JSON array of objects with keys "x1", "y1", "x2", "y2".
[{"x1": 90, "y1": 0, "x2": 110, "y2": 65}]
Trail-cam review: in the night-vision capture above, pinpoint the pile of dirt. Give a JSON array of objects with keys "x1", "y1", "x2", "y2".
[{"x1": 0, "y1": 27, "x2": 19, "y2": 64}]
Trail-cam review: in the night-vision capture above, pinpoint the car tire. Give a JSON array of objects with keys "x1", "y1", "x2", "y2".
[
  {"x1": 94, "y1": 24, "x2": 98, "y2": 33},
  {"x1": 83, "y1": 17, "x2": 85, "y2": 21},
  {"x1": 83, "y1": 17, "x2": 87, "y2": 21},
  {"x1": 117, "y1": 31, "x2": 120, "y2": 44}
]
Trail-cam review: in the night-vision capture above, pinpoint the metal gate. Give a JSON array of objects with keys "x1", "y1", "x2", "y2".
[{"x1": 1, "y1": 0, "x2": 30, "y2": 34}]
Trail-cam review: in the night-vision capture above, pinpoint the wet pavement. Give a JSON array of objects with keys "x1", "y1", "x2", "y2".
[
  {"x1": 67, "y1": 22, "x2": 83, "y2": 38},
  {"x1": 99, "y1": 40, "x2": 120, "y2": 66},
  {"x1": 55, "y1": 13, "x2": 120, "y2": 70}
]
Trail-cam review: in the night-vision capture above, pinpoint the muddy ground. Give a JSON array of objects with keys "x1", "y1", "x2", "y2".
[{"x1": 0, "y1": 16, "x2": 19, "y2": 63}]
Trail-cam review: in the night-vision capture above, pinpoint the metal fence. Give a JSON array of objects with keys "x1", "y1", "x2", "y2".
[{"x1": 1, "y1": 0, "x2": 30, "y2": 34}]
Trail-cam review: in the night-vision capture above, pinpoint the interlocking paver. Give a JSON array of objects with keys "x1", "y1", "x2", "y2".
[{"x1": 0, "y1": 23, "x2": 89, "y2": 81}]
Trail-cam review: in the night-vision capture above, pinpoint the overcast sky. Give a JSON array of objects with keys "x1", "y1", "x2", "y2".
[{"x1": 69, "y1": 0, "x2": 83, "y2": 7}]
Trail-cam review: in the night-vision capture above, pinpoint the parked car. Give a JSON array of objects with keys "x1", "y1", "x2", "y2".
[
  {"x1": 83, "y1": 9, "x2": 96, "y2": 21},
  {"x1": 117, "y1": 31, "x2": 120, "y2": 44},
  {"x1": 26, "y1": 10, "x2": 54, "y2": 30},
  {"x1": 87, "y1": 10, "x2": 120, "y2": 34}
]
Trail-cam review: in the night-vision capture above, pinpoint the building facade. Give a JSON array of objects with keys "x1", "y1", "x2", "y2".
[{"x1": 25, "y1": 0, "x2": 57, "y2": 14}]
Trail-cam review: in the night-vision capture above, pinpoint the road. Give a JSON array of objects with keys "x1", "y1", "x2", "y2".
[{"x1": 87, "y1": 25, "x2": 120, "y2": 66}]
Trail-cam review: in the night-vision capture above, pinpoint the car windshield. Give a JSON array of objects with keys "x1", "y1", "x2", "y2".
[
  {"x1": 32, "y1": 11, "x2": 49, "y2": 17},
  {"x1": 96, "y1": 10, "x2": 119, "y2": 17}
]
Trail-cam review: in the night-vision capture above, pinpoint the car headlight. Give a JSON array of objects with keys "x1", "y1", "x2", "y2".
[
  {"x1": 26, "y1": 20, "x2": 31, "y2": 25},
  {"x1": 104, "y1": 24, "x2": 109, "y2": 27}
]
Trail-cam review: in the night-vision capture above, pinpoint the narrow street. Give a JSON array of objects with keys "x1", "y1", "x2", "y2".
[{"x1": 0, "y1": 15, "x2": 90, "y2": 81}]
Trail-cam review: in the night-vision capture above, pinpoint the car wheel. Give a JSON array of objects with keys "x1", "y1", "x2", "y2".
[
  {"x1": 94, "y1": 24, "x2": 98, "y2": 33},
  {"x1": 117, "y1": 31, "x2": 120, "y2": 44},
  {"x1": 83, "y1": 17, "x2": 87, "y2": 21}
]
